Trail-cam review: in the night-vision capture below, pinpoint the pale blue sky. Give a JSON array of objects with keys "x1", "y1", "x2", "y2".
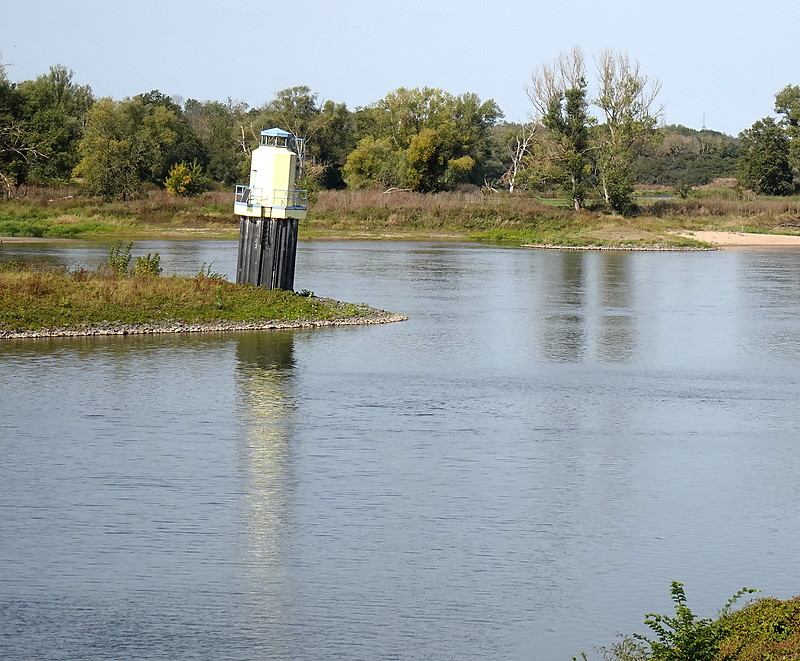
[{"x1": 1, "y1": 0, "x2": 797, "y2": 136}]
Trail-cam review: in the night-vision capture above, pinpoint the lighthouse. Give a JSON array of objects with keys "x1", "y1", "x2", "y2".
[{"x1": 234, "y1": 128, "x2": 307, "y2": 290}]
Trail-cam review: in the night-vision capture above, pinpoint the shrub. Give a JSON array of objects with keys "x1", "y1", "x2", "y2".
[
  {"x1": 164, "y1": 161, "x2": 210, "y2": 197},
  {"x1": 718, "y1": 595, "x2": 800, "y2": 660},
  {"x1": 107, "y1": 241, "x2": 132, "y2": 275},
  {"x1": 633, "y1": 582, "x2": 757, "y2": 661},
  {"x1": 133, "y1": 253, "x2": 162, "y2": 276}
]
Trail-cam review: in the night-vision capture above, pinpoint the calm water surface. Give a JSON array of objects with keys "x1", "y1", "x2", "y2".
[{"x1": 1, "y1": 240, "x2": 799, "y2": 660}]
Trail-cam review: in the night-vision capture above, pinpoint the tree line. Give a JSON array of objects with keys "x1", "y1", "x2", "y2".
[{"x1": 1, "y1": 56, "x2": 797, "y2": 207}]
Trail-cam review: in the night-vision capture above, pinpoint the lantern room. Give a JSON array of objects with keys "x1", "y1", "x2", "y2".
[{"x1": 234, "y1": 128, "x2": 307, "y2": 220}]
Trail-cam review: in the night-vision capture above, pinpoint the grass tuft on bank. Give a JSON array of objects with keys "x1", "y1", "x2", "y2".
[{"x1": 0, "y1": 262, "x2": 371, "y2": 333}]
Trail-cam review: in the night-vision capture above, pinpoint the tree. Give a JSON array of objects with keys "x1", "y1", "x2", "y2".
[
  {"x1": 528, "y1": 47, "x2": 594, "y2": 210},
  {"x1": 631, "y1": 125, "x2": 740, "y2": 191},
  {"x1": 498, "y1": 122, "x2": 538, "y2": 192},
  {"x1": 594, "y1": 49, "x2": 662, "y2": 213},
  {"x1": 736, "y1": 117, "x2": 794, "y2": 195},
  {"x1": 248, "y1": 86, "x2": 356, "y2": 188},
  {"x1": 341, "y1": 136, "x2": 402, "y2": 189},
  {"x1": 135, "y1": 90, "x2": 207, "y2": 183},
  {"x1": 526, "y1": 48, "x2": 662, "y2": 212},
  {"x1": 0, "y1": 63, "x2": 41, "y2": 196},
  {"x1": 16, "y1": 65, "x2": 93, "y2": 183},
  {"x1": 349, "y1": 87, "x2": 501, "y2": 191},
  {"x1": 184, "y1": 98, "x2": 250, "y2": 185},
  {"x1": 403, "y1": 128, "x2": 447, "y2": 192},
  {"x1": 73, "y1": 97, "x2": 177, "y2": 200},
  {"x1": 774, "y1": 84, "x2": 800, "y2": 177},
  {"x1": 310, "y1": 99, "x2": 356, "y2": 188}
]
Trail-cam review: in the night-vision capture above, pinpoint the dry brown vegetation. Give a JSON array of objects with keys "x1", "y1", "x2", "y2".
[{"x1": 2, "y1": 186, "x2": 800, "y2": 246}]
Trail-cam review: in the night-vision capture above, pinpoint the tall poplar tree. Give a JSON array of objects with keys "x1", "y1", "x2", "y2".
[
  {"x1": 594, "y1": 50, "x2": 662, "y2": 214},
  {"x1": 528, "y1": 47, "x2": 593, "y2": 210}
]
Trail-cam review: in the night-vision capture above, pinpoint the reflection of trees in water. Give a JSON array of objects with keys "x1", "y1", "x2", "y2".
[
  {"x1": 234, "y1": 331, "x2": 296, "y2": 591},
  {"x1": 596, "y1": 253, "x2": 636, "y2": 363},
  {"x1": 539, "y1": 252, "x2": 587, "y2": 362},
  {"x1": 537, "y1": 251, "x2": 636, "y2": 363}
]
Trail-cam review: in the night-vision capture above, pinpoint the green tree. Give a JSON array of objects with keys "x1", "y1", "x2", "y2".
[
  {"x1": 633, "y1": 582, "x2": 757, "y2": 661},
  {"x1": 736, "y1": 117, "x2": 794, "y2": 195},
  {"x1": 403, "y1": 128, "x2": 447, "y2": 192},
  {"x1": 350, "y1": 87, "x2": 501, "y2": 191},
  {"x1": 594, "y1": 49, "x2": 662, "y2": 214},
  {"x1": 184, "y1": 98, "x2": 249, "y2": 185},
  {"x1": 74, "y1": 97, "x2": 177, "y2": 200},
  {"x1": 311, "y1": 99, "x2": 356, "y2": 188},
  {"x1": 341, "y1": 136, "x2": 402, "y2": 189},
  {"x1": 528, "y1": 47, "x2": 594, "y2": 209},
  {"x1": 526, "y1": 48, "x2": 662, "y2": 212},
  {"x1": 774, "y1": 84, "x2": 800, "y2": 177},
  {"x1": 16, "y1": 65, "x2": 93, "y2": 184},
  {"x1": 253, "y1": 85, "x2": 320, "y2": 142},
  {"x1": 249, "y1": 86, "x2": 355, "y2": 189},
  {"x1": 135, "y1": 90, "x2": 207, "y2": 183},
  {"x1": 631, "y1": 125, "x2": 740, "y2": 191},
  {"x1": 0, "y1": 64, "x2": 34, "y2": 195}
]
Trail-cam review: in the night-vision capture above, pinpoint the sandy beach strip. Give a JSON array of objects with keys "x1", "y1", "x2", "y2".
[{"x1": 680, "y1": 231, "x2": 800, "y2": 246}]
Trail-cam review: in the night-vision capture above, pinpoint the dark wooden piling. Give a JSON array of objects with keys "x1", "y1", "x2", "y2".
[{"x1": 236, "y1": 216, "x2": 299, "y2": 290}]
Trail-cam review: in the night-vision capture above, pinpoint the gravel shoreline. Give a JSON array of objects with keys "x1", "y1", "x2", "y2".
[
  {"x1": 522, "y1": 243, "x2": 714, "y2": 251},
  {"x1": 0, "y1": 309, "x2": 408, "y2": 340}
]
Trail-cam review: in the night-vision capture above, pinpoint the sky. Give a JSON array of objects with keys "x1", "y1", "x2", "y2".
[{"x1": 1, "y1": 0, "x2": 797, "y2": 136}]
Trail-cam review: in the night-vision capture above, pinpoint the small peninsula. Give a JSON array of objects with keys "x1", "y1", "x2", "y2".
[{"x1": 0, "y1": 266, "x2": 406, "y2": 339}]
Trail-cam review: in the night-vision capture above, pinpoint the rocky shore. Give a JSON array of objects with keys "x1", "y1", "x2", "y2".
[
  {"x1": 0, "y1": 309, "x2": 408, "y2": 340},
  {"x1": 522, "y1": 243, "x2": 714, "y2": 251}
]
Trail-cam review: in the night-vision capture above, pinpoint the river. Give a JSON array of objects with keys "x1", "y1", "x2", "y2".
[{"x1": 1, "y1": 240, "x2": 799, "y2": 660}]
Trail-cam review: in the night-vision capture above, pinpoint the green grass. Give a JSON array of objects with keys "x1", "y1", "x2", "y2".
[
  {"x1": 0, "y1": 215, "x2": 118, "y2": 238},
  {"x1": 0, "y1": 264, "x2": 372, "y2": 333}
]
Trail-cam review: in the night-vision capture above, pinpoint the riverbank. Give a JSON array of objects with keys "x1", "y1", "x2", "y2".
[
  {"x1": 0, "y1": 308, "x2": 407, "y2": 339},
  {"x1": 3, "y1": 187, "x2": 800, "y2": 248},
  {"x1": 0, "y1": 267, "x2": 406, "y2": 339}
]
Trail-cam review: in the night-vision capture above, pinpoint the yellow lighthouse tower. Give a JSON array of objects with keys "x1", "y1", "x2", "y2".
[{"x1": 234, "y1": 128, "x2": 307, "y2": 289}]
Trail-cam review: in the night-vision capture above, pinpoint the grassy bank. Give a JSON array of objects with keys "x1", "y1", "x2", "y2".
[
  {"x1": 0, "y1": 262, "x2": 388, "y2": 336},
  {"x1": 2, "y1": 185, "x2": 800, "y2": 248},
  {"x1": 582, "y1": 582, "x2": 800, "y2": 661},
  {"x1": 307, "y1": 188, "x2": 800, "y2": 247},
  {"x1": 0, "y1": 187, "x2": 236, "y2": 239}
]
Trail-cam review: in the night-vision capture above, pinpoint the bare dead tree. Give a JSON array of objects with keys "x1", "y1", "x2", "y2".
[
  {"x1": 0, "y1": 124, "x2": 47, "y2": 198},
  {"x1": 500, "y1": 122, "x2": 538, "y2": 192}
]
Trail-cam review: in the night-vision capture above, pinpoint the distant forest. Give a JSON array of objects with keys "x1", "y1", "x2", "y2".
[{"x1": 1, "y1": 57, "x2": 797, "y2": 207}]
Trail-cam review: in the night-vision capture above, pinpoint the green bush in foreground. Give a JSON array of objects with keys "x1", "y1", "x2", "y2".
[
  {"x1": 583, "y1": 583, "x2": 800, "y2": 661},
  {"x1": 632, "y1": 582, "x2": 757, "y2": 661}
]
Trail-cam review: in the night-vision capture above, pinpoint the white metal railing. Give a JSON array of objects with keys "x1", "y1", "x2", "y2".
[
  {"x1": 272, "y1": 188, "x2": 308, "y2": 209},
  {"x1": 235, "y1": 185, "x2": 307, "y2": 210}
]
